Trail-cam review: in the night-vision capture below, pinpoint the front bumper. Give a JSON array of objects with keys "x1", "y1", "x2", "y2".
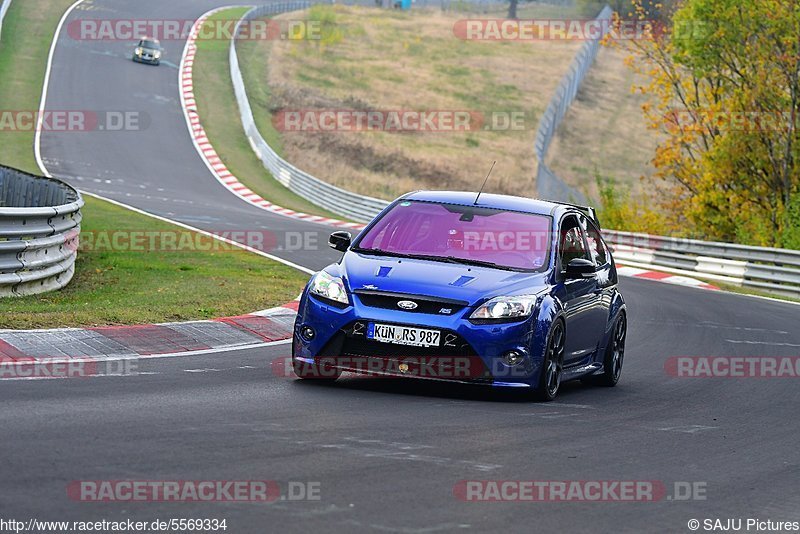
[
  {"x1": 293, "y1": 291, "x2": 546, "y2": 387},
  {"x1": 133, "y1": 54, "x2": 159, "y2": 64}
]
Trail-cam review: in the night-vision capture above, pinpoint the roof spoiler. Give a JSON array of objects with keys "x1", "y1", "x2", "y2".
[{"x1": 547, "y1": 200, "x2": 600, "y2": 226}]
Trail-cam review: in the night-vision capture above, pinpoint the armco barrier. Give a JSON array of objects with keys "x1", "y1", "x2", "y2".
[
  {"x1": 533, "y1": 4, "x2": 612, "y2": 204},
  {"x1": 604, "y1": 229, "x2": 800, "y2": 297},
  {"x1": 230, "y1": 2, "x2": 389, "y2": 223},
  {"x1": 0, "y1": 165, "x2": 83, "y2": 297}
]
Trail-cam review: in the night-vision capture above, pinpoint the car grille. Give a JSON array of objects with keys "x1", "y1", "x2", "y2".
[
  {"x1": 316, "y1": 321, "x2": 491, "y2": 382},
  {"x1": 353, "y1": 290, "x2": 468, "y2": 316}
]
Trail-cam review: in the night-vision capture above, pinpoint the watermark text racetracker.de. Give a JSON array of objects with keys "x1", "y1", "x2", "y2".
[
  {"x1": 0, "y1": 359, "x2": 138, "y2": 380},
  {"x1": 73, "y1": 228, "x2": 570, "y2": 256},
  {"x1": 454, "y1": 480, "x2": 707, "y2": 502},
  {"x1": 68, "y1": 18, "x2": 321, "y2": 41},
  {"x1": 278, "y1": 354, "x2": 536, "y2": 380},
  {"x1": 0, "y1": 110, "x2": 146, "y2": 132},
  {"x1": 666, "y1": 357, "x2": 800, "y2": 378},
  {"x1": 67, "y1": 480, "x2": 321, "y2": 503},
  {"x1": 76, "y1": 230, "x2": 320, "y2": 253},
  {"x1": 74, "y1": 228, "x2": 590, "y2": 256},
  {"x1": 452, "y1": 18, "x2": 707, "y2": 41},
  {"x1": 272, "y1": 109, "x2": 528, "y2": 133},
  {"x1": 664, "y1": 109, "x2": 800, "y2": 133}
]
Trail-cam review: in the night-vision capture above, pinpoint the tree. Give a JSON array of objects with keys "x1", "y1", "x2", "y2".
[
  {"x1": 618, "y1": 0, "x2": 800, "y2": 246},
  {"x1": 508, "y1": 0, "x2": 517, "y2": 20}
]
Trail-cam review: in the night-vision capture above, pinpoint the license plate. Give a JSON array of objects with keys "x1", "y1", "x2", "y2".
[{"x1": 367, "y1": 323, "x2": 441, "y2": 347}]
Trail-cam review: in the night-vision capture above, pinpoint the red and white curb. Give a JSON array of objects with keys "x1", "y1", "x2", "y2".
[
  {"x1": 0, "y1": 301, "x2": 300, "y2": 375},
  {"x1": 179, "y1": 9, "x2": 365, "y2": 231},
  {"x1": 617, "y1": 265, "x2": 719, "y2": 291}
]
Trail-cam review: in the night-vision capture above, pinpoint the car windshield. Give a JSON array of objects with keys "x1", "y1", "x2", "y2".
[
  {"x1": 354, "y1": 200, "x2": 552, "y2": 271},
  {"x1": 139, "y1": 40, "x2": 160, "y2": 49}
]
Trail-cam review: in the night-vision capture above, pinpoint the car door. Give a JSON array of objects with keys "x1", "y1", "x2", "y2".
[
  {"x1": 583, "y1": 218, "x2": 615, "y2": 328},
  {"x1": 558, "y1": 214, "x2": 605, "y2": 366}
]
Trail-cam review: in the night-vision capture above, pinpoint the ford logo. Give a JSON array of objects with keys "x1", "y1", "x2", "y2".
[{"x1": 397, "y1": 300, "x2": 418, "y2": 310}]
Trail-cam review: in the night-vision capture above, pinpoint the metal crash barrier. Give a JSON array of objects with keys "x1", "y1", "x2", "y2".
[{"x1": 0, "y1": 164, "x2": 83, "y2": 297}]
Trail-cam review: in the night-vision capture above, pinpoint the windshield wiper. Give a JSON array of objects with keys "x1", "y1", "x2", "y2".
[
  {"x1": 351, "y1": 248, "x2": 416, "y2": 259},
  {"x1": 438, "y1": 255, "x2": 530, "y2": 271},
  {"x1": 352, "y1": 249, "x2": 532, "y2": 271},
  {"x1": 422, "y1": 255, "x2": 531, "y2": 272}
]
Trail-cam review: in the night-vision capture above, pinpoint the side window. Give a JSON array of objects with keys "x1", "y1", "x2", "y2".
[
  {"x1": 559, "y1": 216, "x2": 590, "y2": 271},
  {"x1": 584, "y1": 221, "x2": 608, "y2": 266}
]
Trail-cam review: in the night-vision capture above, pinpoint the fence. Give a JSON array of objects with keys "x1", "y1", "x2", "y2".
[
  {"x1": 533, "y1": 4, "x2": 613, "y2": 204},
  {"x1": 0, "y1": 165, "x2": 83, "y2": 297},
  {"x1": 604, "y1": 229, "x2": 800, "y2": 297}
]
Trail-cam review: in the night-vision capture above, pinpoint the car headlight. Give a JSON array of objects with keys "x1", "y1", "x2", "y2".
[
  {"x1": 309, "y1": 271, "x2": 348, "y2": 306},
  {"x1": 135, "y1": 47, "x2": 142, "y2": 55},
  {"x1": 470, "y1": 295, "x2": 538, "y2": 321},
  {"x1": 154, "y1": 50, "x2": 161, "y2": 58}
]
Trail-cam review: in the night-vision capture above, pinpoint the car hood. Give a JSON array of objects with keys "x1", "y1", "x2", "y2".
[{"x1": 340, "y1": 251, "x2": 549, "y2": 305}]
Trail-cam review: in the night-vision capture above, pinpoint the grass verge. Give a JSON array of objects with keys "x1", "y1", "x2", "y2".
[
  {"x1": 191, "y1": 7, "x2": 341, "y2": 218},
  {"x1": 0, "y1": 2, "x2": 310, "y2": 328},
  {"x1": 0, "y1": 0, "x2": 76, "y2": 173},
  {"x1": 704, "y1": 281, "x2": 800, "y2": 305},
  {"x1": 1, "y1": 195, "x2": 309, "y2": 329}
]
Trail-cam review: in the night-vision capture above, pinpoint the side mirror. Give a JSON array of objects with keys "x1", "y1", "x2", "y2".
[
  {"x1": 564, "y1": 257, "x2": 595, "y2": 279},
  {"x1": 329, "y1": 231, "x2": 352, "y2": 252}
]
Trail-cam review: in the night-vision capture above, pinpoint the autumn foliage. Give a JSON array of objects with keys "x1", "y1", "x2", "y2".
[{"x1": 613, "y1": 0, "x2": 800, "y2": 247}]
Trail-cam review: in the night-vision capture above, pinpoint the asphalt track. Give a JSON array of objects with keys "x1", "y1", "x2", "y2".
[
  {"x1": 38, "y1": 0, "x2": 340, "y2": 271},
  {"x1": 4, "y1": 0, "x2": 800, "y2": 531}
]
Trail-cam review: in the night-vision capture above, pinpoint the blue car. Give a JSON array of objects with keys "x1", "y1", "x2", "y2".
[{"x1": 292, "y1": 191, "x2": 627, "y2": 400}]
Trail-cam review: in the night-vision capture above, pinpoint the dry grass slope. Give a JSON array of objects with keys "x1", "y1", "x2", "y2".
[
  {"x1": 547, "y1": 45, "x2": 661, "y2": 200},
  {"x1": 241, "y1": 4, "x2": 660, "y2": 203},
  {"x1": 252, "y1": 5, "x2": 582, "y2": 199}
]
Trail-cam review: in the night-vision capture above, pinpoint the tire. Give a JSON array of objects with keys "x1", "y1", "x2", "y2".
[
  {"x1": 534, "y1": 320, "x2": 565, "y2": 401},
  {"x1": 585, "y1": 312, "x2": 626, "y2": 387}
]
